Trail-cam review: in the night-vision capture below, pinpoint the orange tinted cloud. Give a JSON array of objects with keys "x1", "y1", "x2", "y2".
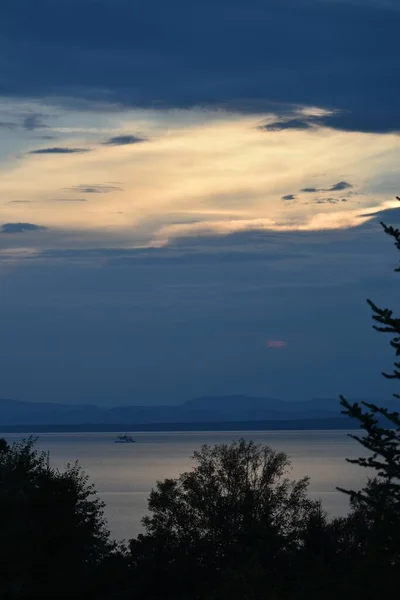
[{"x1": 267, "y1": 340, "x2": 286, "y2": 348}]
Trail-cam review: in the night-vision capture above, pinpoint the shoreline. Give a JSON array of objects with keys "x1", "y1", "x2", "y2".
[{"x1": 0, "y1": 417, "x2": 351, "y2": 434}]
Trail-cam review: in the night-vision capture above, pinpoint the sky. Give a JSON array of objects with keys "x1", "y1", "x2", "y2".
[{"x1": 1, "y1": 0, "x2": 400, "y2": 406}]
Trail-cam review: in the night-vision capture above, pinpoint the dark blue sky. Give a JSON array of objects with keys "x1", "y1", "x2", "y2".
[{"x1": 0, "y1": 0, "x2": 399, "y2": 405}]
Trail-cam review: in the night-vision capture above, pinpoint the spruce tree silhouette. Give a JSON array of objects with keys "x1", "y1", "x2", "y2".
[{"x1": 338, "y1": 198, "x2": 400, "y2": 593}]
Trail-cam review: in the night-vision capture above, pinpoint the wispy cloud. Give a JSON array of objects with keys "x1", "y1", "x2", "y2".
[
  {"x1": 0, "y1": 121, "x2": 17, "y2": 130},
  {"x1": 0, "y1": 107, "x2": 399, "y2": 251},
  {"x1": 328, "y1": 181, "x2": 353, "y2": 192},
  {"x1": 261, "y1": 119, "x2": 316, "y2": 132},
  {"x1": 28, "y1": 147, "x2": 90, "y2": 155},
  {"x1": 51, "y1": 198, "x2": 88, "y2": 202},
  {"x1": 66, "y1": 184, "x2": 123, "y2": 194},
  {"x1": 313, "y1": 197, "x2": 349, "y2": 205},
  {"x1": 103, "y1": 134, "x2": 146, "y2": 146},
  {"x1": 23, "y1": 114, "x2": 48, "y2": 131},
  {"x1": 0, "y1": 222, "x2": 47, "y2": 234},
  {"x1": 300, "y1": 181, "x2": 353, "y2": 193}
]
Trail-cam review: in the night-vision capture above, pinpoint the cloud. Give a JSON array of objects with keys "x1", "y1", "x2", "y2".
[
  {"x1": 260, "y1": 119, "x2": 315, "y2": 132},
  {"x1": 328, "y1": 181, "x2": 353, "y2": 192},
  {"x1": 66, "y1": 184, "x2": 123, "y2": 194},
  {"x1": 28, "y1": 147, "x2": 90, "y2": 154},
  {"x1": 315, "y1": 110, "x2": 400, "y2": 134},
  {"x1": 259, "y1": 110, "x2": 400, "y2": 135},
  {"x1": 0, "y1": 110, "x2": 49, "y2": 132},
  {"x1": 23, "y1": 114, "x2": 47, "y2": 131},
  {"x1": 0, "y1": 0, "x2": 399, "y2": 134},
  {"x1": 0, "y1": 222, "x2": 47, "y2": 234},
  {"x1": 0, "y1": 208, "x2": 398, "y2": 405},
  {"x1": 300, "y1": 181, "x2": 353, "y2": 194},
  {"x1": 1, "y1": 204, "x2": 392, "y2": 264},
  {"x1": 103, "y1": 134, "x2": 146, "y2": 146},
  {"x1": 0, "y1": 106, "x2": 396, "y2": 251},
  {"x1": 267, "y1": 340, "x2": 287, "y2": 348},
  {"x1": 51, "y1": 198, "x2": 88, "y2": 202},
  {"x1": 281, "y1": 194, "x2": 296, "y2": 201},
  {"x1": 0, "y1": 121, "x2": 17, "y2": 130},
  {"x1": 314, "y1": 197, "x2": 341, "y2": 205}
]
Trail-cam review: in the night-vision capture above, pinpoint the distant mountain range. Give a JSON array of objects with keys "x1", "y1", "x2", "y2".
[{"x1": 0, "y1": 395, "x2": 394, "y2": 430}]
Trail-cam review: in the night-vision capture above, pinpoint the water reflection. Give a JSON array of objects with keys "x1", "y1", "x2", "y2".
[{"x1": 1, "y1": 430, "x2": 366, "y2": 540}]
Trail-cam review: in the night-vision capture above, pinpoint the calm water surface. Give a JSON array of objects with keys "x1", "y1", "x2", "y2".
[{"x1": 1, "y1": 430, "x2": 367, "y2": 541}]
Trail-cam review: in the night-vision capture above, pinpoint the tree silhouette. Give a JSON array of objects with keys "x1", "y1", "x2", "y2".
[
  {"x1": 129, "y1": 439, "x2": 324, "y2": 600},
  {"x1": 338, "y1": 200, "x2": 400, "y2": 588},
  {"x1": 0, "y1": 436, "x2": 123, "y2": 599}
]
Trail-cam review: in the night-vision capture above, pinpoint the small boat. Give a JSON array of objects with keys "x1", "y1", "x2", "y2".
[{"x1": 114, "y1": 434, "x2": 136, "y2": 444}]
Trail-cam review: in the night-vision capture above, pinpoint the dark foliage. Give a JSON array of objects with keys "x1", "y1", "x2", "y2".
[
  {"x1": 339, "y1": 205, "x2": 400, "y2": 504},
  {"x1": 128, "y1": 439, "x2": 337, "y2": 600},
  {"x1": 0, "y1": 436, "x2": 126, "y2": 600},
  {"x1": 337, "y1": 199, "x2": 400, "y2": 595}
]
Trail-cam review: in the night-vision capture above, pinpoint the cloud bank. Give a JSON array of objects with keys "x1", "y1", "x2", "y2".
[{"x1": 1, "y1": 0, "x2": 400, "y2": 133}]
